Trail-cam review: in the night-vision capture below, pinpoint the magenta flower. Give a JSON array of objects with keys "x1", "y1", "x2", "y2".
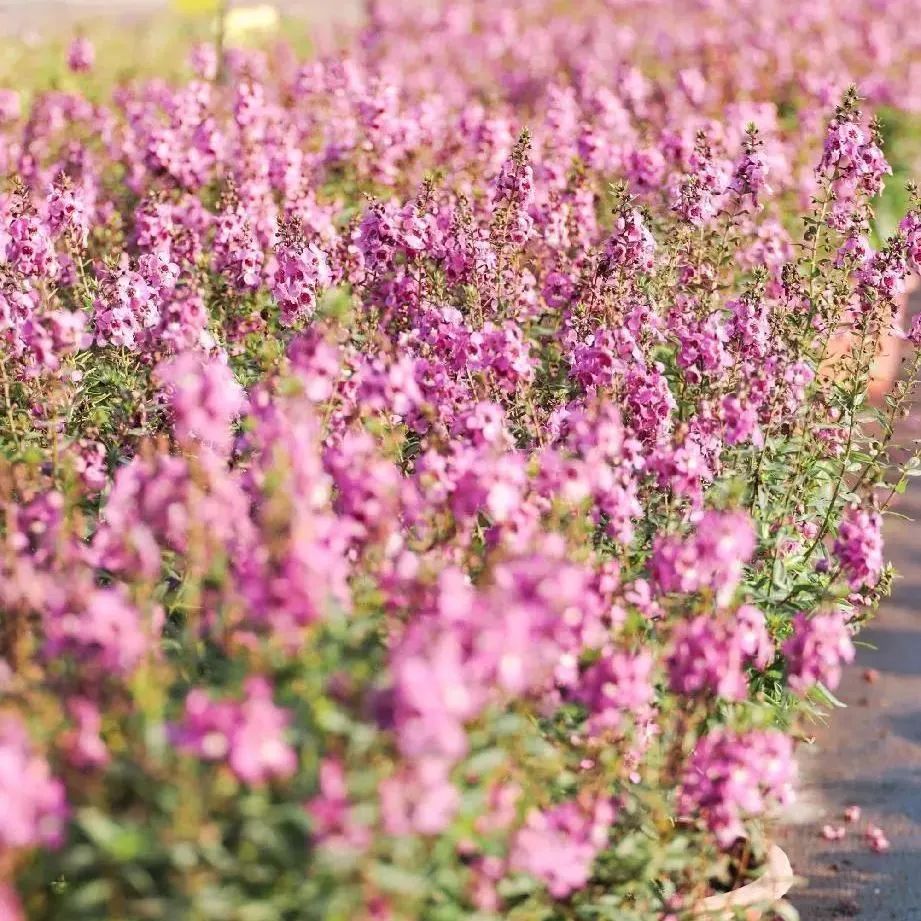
[
  {"x1": 833, "y1": 505, "x2": 884, "y2": 590},
  {"x1": 0, "y1": 716, "x2": 68, "y2": 853},
  {"x1": 172, "y1": 678, "x2": 296, "y2": 787},
  {"x1": 67, "y1": 37, "x2": 95, "y2": 73},
  {"x1": 650, "y1": 510, "x2": 756, "y2": 607},
  {"x1": 783, "y1": 611, "x2": 856, "y2": 693},
  {"x1": 510, "y1": 798, "x2": 615, "y2": 898},
  {"x1": 155, "y1": 351, "x2": 246, "y2": 456},
  {"x1": 679, "y1": 728, "x2": 796, "y2": 847}
]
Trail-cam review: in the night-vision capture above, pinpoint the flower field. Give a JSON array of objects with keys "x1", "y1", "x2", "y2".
[{"x1": 3, "y1": 1, "x2": 921, "y2": 918}]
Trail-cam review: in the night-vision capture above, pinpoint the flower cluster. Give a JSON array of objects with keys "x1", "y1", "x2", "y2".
[
  {"x1": 679, "y1": 729, "x2": 797, "y2": 847},
  {"x1": 0, "y1": 716, "x2": 68, "y2": 854},
  {"x1": 650, "y1": 511, "x2": 756, "y2": 607},
  {"x1": 171, "y1": 678, "x2": 297, "y2": 786},
  {"x1": 509, "y1": 798, "x2": 616, "y2": 898},
  {"x1": 667, "y1": 606, "x2": 774, "y2": 701},
  {"x1": 783, "y1": 612, "x2": 857, "y2": 693},
  {"x1": 0, "y1": 1, "x2": 918, "y2": 918},
  {"x1": 833, "y1": 505, "x2": 885, "y2": 590}
]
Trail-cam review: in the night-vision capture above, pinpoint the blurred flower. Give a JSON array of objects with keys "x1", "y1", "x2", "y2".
[
  {"x1": 0, "y1": 716, "x2": 68, "y2": 853},
  {"x1": 67, "y1": 37, "x2": 95, "y2": 73}
]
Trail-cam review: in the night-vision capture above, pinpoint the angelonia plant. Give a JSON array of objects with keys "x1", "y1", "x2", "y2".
[{"x1": 2, "y1": 1, "x2": 921, "y2": 919}]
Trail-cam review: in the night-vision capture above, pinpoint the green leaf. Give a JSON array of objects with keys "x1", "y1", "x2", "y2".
[
  {"x1": 369, "y1": 863, "x2": 428, "y2": 898},
  {"x1": 809, "y1": 681, "x2": 848, "y2": 710},
  {"x1": 77, "y1": 808, "x2": 153, "y2": 862}
]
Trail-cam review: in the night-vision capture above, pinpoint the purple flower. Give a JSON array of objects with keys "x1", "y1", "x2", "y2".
[
  {"x1": 510, "y1": 798, "x2": 615, "y2": 898},
  {"x1": 833, "y1": 505, "x2": 884, "y2": 590},
  {"x1": 650, "y1": 510, "x2": 756, "y2": 607},
  {"x1": 783, "y1": 611, "x2": 856, "y2": 693},
  {"x1": 680, "y1": 728, "x2": 796, "y2": 847},
  {"x1": 155, "y1": 352, "x2": 246, "y2": 456},
  {"x1": 0, "y1": 716, "x2": 68, "y2": 853},
  {"x1": 172, "y1": 678, "x2": 297, "y2": 787},
  {"x1": 67, "y1": 37, "x2": 95, "y2": 73}
]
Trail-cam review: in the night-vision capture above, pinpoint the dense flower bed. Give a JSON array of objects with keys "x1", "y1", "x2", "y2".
[{"x1": 3, "y1": 1, "x2": 921, "y2": 918}]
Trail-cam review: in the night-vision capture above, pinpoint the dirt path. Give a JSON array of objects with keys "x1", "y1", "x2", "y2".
[{"x1": 780, "y1": 419, "x2": 921, "y2": 918}]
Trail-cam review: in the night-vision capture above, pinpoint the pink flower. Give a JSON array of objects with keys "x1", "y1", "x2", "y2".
[
  {"x1": 188, "y1": 42, "x2": 218, "y2": 80},
  {"x1": 730, "y1": 129, "x2": 772, "y2": 208},
  {"x1": 5, "y1": 215, "x2": 58, "y2": 280},
  {"x1": 0, "y1": 884, "x2": 23, "y2": 921},
  {"x1": 0, "y1": 89, "x2": 20, "y2": 125},
  {"x1": 721, "y1": 394, "x2": 762, "y2": 446},
  {"x1": 650, "y1": 510, "x2": 756, "y2": 607},
  {"x1": 92, "y1": 259, "x2": 159, "y2": 349},
  {"x1": 155, "y1": 352, "x2": 246, "y2": 456},
  {"x1": 821, "y1": 117, "x2": 890, "y2": 197},
  {"x1": 172, "y1": 678, "x2": 296, "y2": 787},
  {"x1": 67, "y1": 37, "x2": 95, "y2": 73},
  {"x1": 820, "y1": 105, "x2": 891, "y2": 229},
  {"x1": 783, "y1": 611, "x2": 855, "y2": 694},
  {"x1": 379, "y1": 759, "x2": 460, "y2": 837},
  {"x1": 306, "y1": 758, "x2": 370, "y2": 853},
  {"x1": 44, "y1": 588, "x2": 151, "y2": 676},
  {"x1": 907, "y1": 312, "x2": 921, "y2": 348},
  {"x1": 64, "y1": 699, "x2": 109, "y2": 770},
  {"x1": 865, "y1": 824, "x2": 890, "y2": 853},
  {"x1": 510, "y1": 798, "x2": 615, "y2": 898},
  {"x1": 833, "y1": 505, "x2": 884, "y2": 590},
  {"x1": 227, "y1": 678, "x2": 298, "y2": 786},
  {"x1": 47, "y1": 175, "x2": 90, "y2": 245},
  {"x1": 679, "y1": 728, "x2": 796, "y2": 848},
  {"x1": 603, "y1": 208, "x2": 656, "y2": 274},
  {"x1": 0, "y1": 716, "x2": 68, "y2": 853},
  {"x1": 667, "y1": 606, "x2": 773, "y2": 702},
  {"x1": 272, "y1": 235, "x2": 332, "y2": 327},
  {"x1": 212, "y1": 204, "x2": 265, "y2": 292},
  {"x1": 573, "y1": 649, "x2": 656, "y2": 733},
  {"x1": 542, "y1": 270, "x2": 575, "y2": 308}
]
